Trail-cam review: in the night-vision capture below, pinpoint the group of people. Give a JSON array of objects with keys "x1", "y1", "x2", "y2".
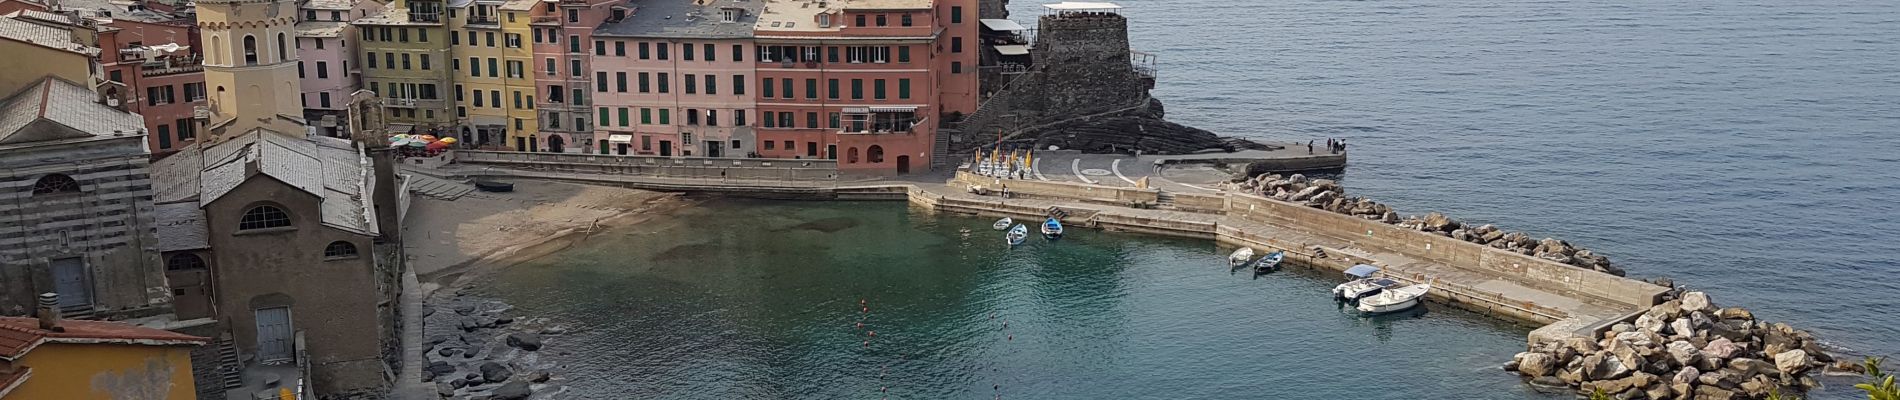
[{"x1": 1306, "y1": 138, "x2": 1349, "y2": 154}]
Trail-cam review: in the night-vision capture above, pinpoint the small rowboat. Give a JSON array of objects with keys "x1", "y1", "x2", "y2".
[
  {"x1": 1041, "y1": 218, "x2": 1064, "y2": 240},
  {"x1": 1228, "y1": 247, "x2": 1255, "y2": 268},
  {"x1": 1357, "y1": 284, "x2": 1430, "y2": 314},
  {"x1": 1251, "y1": 250, "x2": 1285, "y2": 274},
  {"x1": 993, "y1": 217, "x2": 1014, "y2": 230},
  {"x1": 1007, "y1": 224, "x2": 1029, "y2": 246}
]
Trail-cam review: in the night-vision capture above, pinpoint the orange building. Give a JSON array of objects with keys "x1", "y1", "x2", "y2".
[
  {"x1": 749, "y1": 0, "x2": 978, "y2": 174},
  {"x1": 0, "y1": 307, "x2": 208, "y2": 400}
]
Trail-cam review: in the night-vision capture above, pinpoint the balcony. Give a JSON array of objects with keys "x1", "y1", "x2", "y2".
[
  {"x1": 466, "y1": 16, "x2": 498, "y2": 26},
  {"x1": 141, "y1": 55, "x2": 204, "y2": 77},
  {"x1": 531, "y1": 15, "x2": 560, "y2": 24}
]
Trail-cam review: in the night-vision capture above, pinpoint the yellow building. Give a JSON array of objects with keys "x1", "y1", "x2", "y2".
[
  {"x1": 196, "y1": 0, "x2": 309, "y2": 142},
  {"x1": 448, "y1": 0, "x2": 539, "y2": 149},
  {"x1": 0, "y1": 17, "x2": 97, "y2": 97},
  {"x1": 355, "y1": 0, "x2": 456, "y2": 132},
  {"x1": 0, "y1": 315, "x2": 208, "y2": 399}
]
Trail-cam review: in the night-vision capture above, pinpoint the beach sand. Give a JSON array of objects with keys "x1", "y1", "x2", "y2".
[{"x1": 401, "y1": 180, "x2": 695, "y2": 292}]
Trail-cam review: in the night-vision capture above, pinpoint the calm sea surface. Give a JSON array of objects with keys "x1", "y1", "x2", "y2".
[{"x1": 474, "y1": 0, "x2": 1898, "y2": 397}]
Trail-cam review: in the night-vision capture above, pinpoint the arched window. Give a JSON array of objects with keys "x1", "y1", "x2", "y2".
[
  {"x1": 209, "y1": 35, "x2": 223, "y2": 65},
  {"x1": 166, "y1": 254, "x2": 207, "y2": 271},
  {"x1": 276, "y1": 32, "x2": 288, "y2": 62},
  {"x1": 31, "y1": 174, "x2": 80, "y2": 195},
  {"x1": 867, "y1": 145, "x2": 885, "y2": 163},
  {"x1": 238, "y1": 205, "x2": 291, "y2": 230},
  {"x1": 323, "y1": 241, "x2": 358, "y2": 259},
  {"x1": 846, "y1": 147, "x2": 860, "y2": 163},
  {"x1": 243, "y1": 35, "x2": 258, "y2": 65}
]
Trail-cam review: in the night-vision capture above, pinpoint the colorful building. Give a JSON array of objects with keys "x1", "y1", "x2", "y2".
[
  {"x1": 1, "y1": 1, "x2": 208, "y2": 157},
  {"x1": 0, "y1": 310, "x2": 208, "y2": 400},
  {"x1": 528, "y1": 0, "x2": 614, "y2": 153},
  {"x1": 448, "y1": 0, "x2": 537, "y2": 149},
  {"x1": 355, "y1": 0, "x2": 455, "y2": 133},
  {"x1": 498, "y1": 0, "x2": 540, "y2": 150},
  {"x1": 297, "y1": 0, "x2": 383, "y2": 137},
  {"x1": 747, "y1": 0, "x2": 978, "y2": 173},
  {"x1": 591, "y1": 0, "x2": 760, "y2": 156}
]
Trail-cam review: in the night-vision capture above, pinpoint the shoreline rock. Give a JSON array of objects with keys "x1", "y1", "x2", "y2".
[{"x1": 419, "y1": 292, "x2": 565, "y2": 399}]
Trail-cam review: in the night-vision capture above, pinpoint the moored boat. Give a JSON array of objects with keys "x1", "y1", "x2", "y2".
[
  {"x1": 1041, "y1": 218, "x2": 1064, "y2": 240},
  {"x1": 1357, "y1": 284, "x2": 1431, "y2": 314},
  {"x1": 1007, "y1": 224, "x2": 1028, "y2": 246},
  {"x1": 1335, "y1": 278, "x2": 1399, "y2": 301},
  {"x1": 1251, "y1": 250, "x2": 1285, "y2": 274},
  {"x1": 993, "y1": 217, "x2": 1014, "y2": 230},
  {"x1": 1228, "y1": 247, "x2": 1256, "y2": 268}
]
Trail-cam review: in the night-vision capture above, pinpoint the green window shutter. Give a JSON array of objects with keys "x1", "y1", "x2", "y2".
[
  {"x1": 598, "y1": 107, "x2": 609, "y2": 124},
  {"x1": 899, "y1": 79, "x2": 911, "y2": 99},
  {"x1": 618, "y1": 108, "x2": 630, "y2": 126},
  {"x1": 659, "y1": 109, "x2": 670, "y2": 125},
  {"x1": 641, "y1": 108, "x2": 652, "y2": 124}
]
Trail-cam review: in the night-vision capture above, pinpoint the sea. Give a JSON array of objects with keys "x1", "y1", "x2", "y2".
[{"x1": 468, "y1": 0, "x2": 1899, "y2": 398}]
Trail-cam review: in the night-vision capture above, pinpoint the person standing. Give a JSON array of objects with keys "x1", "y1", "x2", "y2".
[{"x1": 1307, "y1": 140, "x2": 1314, "y2": 154}]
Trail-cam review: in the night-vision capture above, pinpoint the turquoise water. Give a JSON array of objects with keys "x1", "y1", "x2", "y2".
[{"x1": 476, "y1": 199, "x2": 1557, "y2": 399}]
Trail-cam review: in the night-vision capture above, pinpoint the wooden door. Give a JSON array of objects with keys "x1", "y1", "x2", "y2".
[{"x1": 254, "y1": 307, "x2": 293, "y2": 363}]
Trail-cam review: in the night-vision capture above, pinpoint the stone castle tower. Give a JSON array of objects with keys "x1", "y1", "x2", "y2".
[{"x1": 195, "y1": 0, "x2": 307, "y2": 142}]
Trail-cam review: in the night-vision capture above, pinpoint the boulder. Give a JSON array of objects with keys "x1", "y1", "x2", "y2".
[
  {"x1": 1634, "y1": 313, "x2": 1667, "y2": 334},
  {"x1": 427, "y1": 335, "x2": 452, "y2": 346},
  {"x1": 1688, "y1": 311, "x2": 1713, "y2": 331},
  {"x1": 1729, "y1": 357, "x2": 1776, "y2": 376},
  {"x1": 453, "y1": 304, "x2": 477, "y2": 315},
  {"x1": 436, "y1": 381, "x2": 455, "y2": 397},
  {"x1": 506, "y1": 332, "x2": 543, "y2": 351},
  {"x1": 1645, "y1": 383, "x2": 1675, "y2": 400},
  {"x1": 437, "y1": 347, "x2": 460, "y2": 357},
  {"x1": 459, "y1": 317, "x2": 483, "y2": 332},
  {"x1": 1669, "y1": 318, "x2": 1695, "y2": 339},
  {"x1": 1421, "y1": 212, "x2": 1459, "y2": 231},
  {"x1": 1666, "y1": 341, "x2": 1703, "y2": 366},
  {"x1": 526, "y1": 370, "x2": 551, "y2": 383},
  {"x1": 479, "y1": 361, "x2": 513, "y2": 383},
  {"x1": 1615, "y1": 330, "x2": 1659, "y2": 347},
  {"x1": 1528, "y1": 376, "x2": 1566, "y2": 388},
  {"x1": 1694, "y1": 384, "x2": 1737, "y2": 400},
  {"x1": 1594, "y1": 261, "x2": 1627, "y2": 277},
  {"x1": 1289, "y1": 186, "x2": 1324, "y2": 202},
  {"x1": 1286, "y1": 173, "x2": 1307, "y2": 184},
  {"x1": 1697, "y1": 369, "x2": 1735, "y2": 388},
  {"x1": 1480, "y1": 229, "x2": 1506, "y2": 243},
  {"x1": 1514, "y1": 352, "x2": 1556, "y2": 377},
  {"x1": 1583, "y1": 353, "x2": 1632, "y2": 381},
  {"x1": 450, "y1": 378, "x2": 467, "y2": 389},
  {"x1": 1607, "y1": 340, "x2": 1647, "y2": 374},
  {"x1": 1559, "y1": 366, "x2": 1586, "y2": 385},
  {"x1": 1673, "y1": 366, "x2": 1701, "y2": 385},
  {"x1": 1679, "y1": 292, "x2": 1714, "y2": 313},
  {"x1": 1381, "y1": 211, "x2": 1400, "y2": 223},
  {"x1": 1567, "y1": 337, "x2": 1602, "y2": 354},
  {"x1": 1739, "y1": 375, "x2": 1774, "y2": 398},
  {"x1": 491, "y1": 381, "x2": 533, "y2": 400},
  {"x1": 1537, "y1": 238, "x2": 1574, "y2": 256},
  {"x1": 1701, "y1": 338, "x2": 1740, "y2": 361},
  {"x1": 1716, "y1": 307, "x2": 1753, "y2": 321},
  {"x1": 425, "y1": 361, "x2": 456, "y2": 376},
  {"x1": 1610, "y1": 323, "x2": 1636, "y2": 334},
  {"x1": 1773, "y1": 350, "x2": 1812, "y2": 375},
  {"x1": 494, "y1": 316, "x2": 515, "y2": 326}
]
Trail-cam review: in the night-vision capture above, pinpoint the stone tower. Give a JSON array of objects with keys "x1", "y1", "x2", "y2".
[{"x1": 196, "y1": 0, "x2": 307, "y2": 142}]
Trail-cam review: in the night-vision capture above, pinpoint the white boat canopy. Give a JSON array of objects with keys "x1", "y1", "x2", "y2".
[
  {"x1": 993, "y1": 45, "x2": 1030, "y2": 56},
  {"x1": 979, "y1": 18, "x2": 1028, "y2": 31},
  {"x1": 1344, "y1": 264, "x2": 1381, "y2": 278}
]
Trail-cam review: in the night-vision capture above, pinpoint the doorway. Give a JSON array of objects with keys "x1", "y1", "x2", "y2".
[
  {"x1": 254, "y1": 307, "x2": 294, "y2": 363},
  {"x1": 616, "y1": 143, "x2": 630, "y2": 155},
  {"x1": 49, "y1": 258, "x2": 91, "y2": 312},
  {"x1": 705, "y1": 141, "x2": 723, "y2": 158},
  {"x1": 659, "y1": 140, "x2": 673, "y2": 157},
  {"x1": 897, "y1": 155, "x2": 911, "y2": 174},
  {"x1": 548, "y1": 135, "x2": 566, "y2": 153},
  {"x1": 826, "y1": 144, "x2": 837, "y2": 160}
]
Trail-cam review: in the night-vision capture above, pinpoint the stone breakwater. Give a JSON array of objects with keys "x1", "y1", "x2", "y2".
[
  {"x1": 1506, "y1": 291, "x2": 1835, "y2": 399},
  {"x1": 419, "y1": 291, "x2": 568, "y2": 399},
  {"x1": 1229, "y1": 172, "x2": 1626, "y2": 276}
]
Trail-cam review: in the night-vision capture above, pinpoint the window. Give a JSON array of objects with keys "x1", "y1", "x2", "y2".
[
  {"x1": 595, "y1": 40, "x2": 606, "y2": 55},
  {"x1": 851, "y1": 79, "x2": 863, "y2": 99},
  {"x1": 658, "y1": 73, "x2": 670, "y2": 93},
  {"x1": 819, "y1": 13, "x2": 831, "y2": 28},
  {"x1": 898, "y1": 79, "x2": 911, "y2": 99},
  {"x1": 147, "y1": 85, "x2": 176, "y2": 106},
  {"x1": 765, "y1": 140, "x2": 775, "y2": 150},
  {"x1": 166, "y1": 254, "x2": 206, "y2": 271},
  {"x1": 566, "y1": 8, "x2": 577, "y2": 22},
  {"x1": 599, "y1": 108, "x2": 610, "y2": 126},
  {"x1": 898, "y1": 46, "x2": 910, "y2": 63},
  {"x1": 953, "y1": 37, "x2": 963, "y2": 53},
  {"x1": 514, "y1": 91, "x2": 523, "y2": 108},
  {"x1": 720, "y1": 8, "x2": 740, "y2": 22},
  {"x1": 399, "y1": 29, "x2": 409, "y2": 42},
  {"x1": 570, "y1": 59, "x2": 581, "y2": 77},
  {"x1": 855, "y1": 14, "x2": 866, "y2": 27},
  {"x1": 829, "y1": 112, "x2": 840, "y2": 129},
  {"x1": 686, "y1": 74, "x2": 697, "y2": 94},
  {"x1": 176, "y1": 118, "x2": 196, "y2": 140},
  {"x1": 597, "y1": 71, "x2": 609, "y2": 92},
  {"x1": 640, "y1": 108, "x2": 652, "y2": 124},
  {"x1": 827, "y1": 79, "x2": 841, "y2": 99},
  {"x1": 951, "y1": 6, "x2": 963, "y2": 23},
  {"x1": 639, "y1": 42, "x2": 650, "y2": 59},
  {"x1": 952, "y1": 61, "x2": 962, "y2": 74},
  {"x1": 762, "y1": 78, "x2": 774, "y2": 98},
  {"x1": 805, "y1": 79, "x2": 817, "y2": 99},
  {"x1": 314, "y1": 39, "x2": 324, "y2": 50},
  {"x1": 402, "y1": 53, "x2": 412, "y2": 69},
  {"x1": 488, "y1": 58, "x2": 499, "y2": 76},
  {"x1": 736, "y1": 110, "x2": 747, "y2": 126},
  {"x1": 615, "y1": 72, "x2": 627, "y2": 92},
  {"x1": 491, "y1": 91, "x2": 501, "y2": 109},
  {"x1": 807, "y1": 112, "x2": 818, "y2": 128},
  {"x1": 686, "y1": 108, "x2": 699, "y2": 125},
  {"x1": 545, "y1": 58, "x2": 555, "y2": 76},
  {"x1": 184, "y1": 83, "x2": 205, "y2": 101},
  {"x1": 320, "y1": 92, "x2": 332, "y2": 107},
  {"x1": 638, "y1": 72, "x2": 650, "y2": 93},
  {"x1": 658, "y1": 109, "x2": 669, "y2": 124},
  {"x1": 332, "y1": 10, "x2": 342, "y2": 21},
  {"x1": 468, "y1": 57, "x2": 480, "y2": 76},
  {"x1": 732, "y1": 44, "x2": 743, "y2": 62},
  {"x1": 705, "y1": 43, "x2": 716, "y2": 61},
  {"x1": 367, "y1": 52, "x2": 377, "y2": 68},
  {"x1": 704, "y1": 74, "x2": 717, "y2": 95},
  {"x1": 869, "y1": 145, "x2": 885, "y2": 163},
  {"x1": 617, "y1": 107, "x2": 629, "y2": 126},
  {"x1": 316, "y1": 61, "x2": 330, "y2": 78},
  {"x1": 874, "y1": 79, "x2": 886, "y2": 99},
  {"x1": 762, "y1": 111, "x2": 775, "y2": 128},
  {"x1": 507, "y1": 60, "x2": 524, "y2": 78},
  {"x1": 568, "y1": 36, "x2": 580, "y2": 53},
  {"x1": 505, "y1": 33, "x2": 521, "y2": 48},
  {"x1": 472, "y1": 89, "x2": 483, "y2": 107},
  {"x1": 243, "y1": 35, "x2": 258, "y2": 65},
  {"x1": 682, "y1": 43, "x2": 694, "y2": 60},
  {"x1": 298, "y1": 61, "x2": 307, "y2": 78},
  {"x1": 306, "y1": 10, "x2": 316, "y2": 20},
  {"x1": 781, "y1": 79, "x2": 792, "y2": 100},
  {"x1": 876, "y1": 14, "x2": 886, "y2": 26},
  {"x1": 32, "y1": 174, "x2": 79, "y2": 195},
  {"x1": 419, "y1": 29, "x2": 429, "y2": 42},
  {"x1": 615, "y1": 41, "x2": 626, "y2": 56},
  {"x1": 533, "y1": 28, "x2": 541, "y2": 43},
  {"x1": 707, "y1": 109, "x2": 718, "y2": 126},
  {"x1": 901, "y1": 13, "x2": 912, "y2": 26},
  {"x1": 277, "y1": 33, "x2": 288, "y2": 62},
  {"x1": 420, "y1": 55, "x2": 431, "y2": 70},
  {"x1": 323, "y1": 241, "x2": 359, "y2": 259},
  {"x1": 238, "y1": 205, "x2": 292, "y2": 230}
]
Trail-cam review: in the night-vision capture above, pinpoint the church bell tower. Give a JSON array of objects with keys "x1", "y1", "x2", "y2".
[{"x1": 196, "y1": 0, "x2": 308, "y2": 142}]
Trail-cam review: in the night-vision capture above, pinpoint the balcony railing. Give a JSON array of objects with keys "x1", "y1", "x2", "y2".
[
  {"x1": 408, "y1": 11, "x2": 441, "y2": 23},
  {"x1": 140, "y1": 55, "x2": 204, "y2": 76}
]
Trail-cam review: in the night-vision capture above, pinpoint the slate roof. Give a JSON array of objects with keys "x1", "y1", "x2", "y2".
[
  {"x1": 153, "y1": 202, "x2": 209, "y2": 251},
  {"x1": 301, "y1": 0, "x2": 354, "y2": 10},
  {"x1": 595, "y1": 0, "x2": 762, "y2": 39},
  {"x1": 0, "y1": 15, "x2": 98, "y2": 56},
  {"x1": 0, "y1": 77, "x2": 145, "y2": 145},
  {"x1": 150, "y1": 130, "x2": 380, "y2": 236},
  {"x1": 51, "y1": 0, "x2": 183, "y2": 23},
  {"x1": 0, "y1": 316, "x2": 208, "y2": 361},
  {"x1": 296, "y1": 21, "x2": 348, "y2": 37}
]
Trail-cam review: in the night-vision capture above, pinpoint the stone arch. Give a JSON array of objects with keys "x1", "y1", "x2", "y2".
[
  {"x1": 846, "y1": 147, "x2": 860, "y2": 163},
  {"x1": 209, "y1": 34, "x2": 224, "y2": 65},
  {"x1": 165, "y1": 253, "x2": 207, "y2": 271},
  {"x1": 867, "y1": 145, "x2": 885, "y2": 163},
  {"x1": 248, "y1": 292, "x2": 295, "y2": 309},
  {"x1": 242, "y1": 34, "x2": 258, "y2": 65},
  {"x1": 276, "y1": 32, "x2": 289, "y2": 62},
  {"x1": 31, "y1": 174, "x2": 80, "y2": 195}
]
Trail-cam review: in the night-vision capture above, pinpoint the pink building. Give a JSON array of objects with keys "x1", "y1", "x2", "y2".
[
  {"x1": 749, "y1": 0, "x2": 978, "y2": 174},
  {"x1": 4, "y1": 1, "x2": 209, "y2": 157},
  {"x1": 589, "y1": 0, "x2": 760, "y2": 157},
  {"x1": 528, "y1": 0, "x2": 615, "y2": 153},
  {"x1": 297, "y1": 0, "x2": 382, "y2": 137}
]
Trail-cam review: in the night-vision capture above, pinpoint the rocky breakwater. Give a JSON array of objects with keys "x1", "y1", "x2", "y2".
[
  {"x1": 1228, "y1": 172, "x2": 1626, "y2": 276},
  {"x1": 420, "y1": 292, "x2": 569, "y2": 399},
  {"x1": 1505, "y1": 292, "x2": 1834, "y2": 399}
]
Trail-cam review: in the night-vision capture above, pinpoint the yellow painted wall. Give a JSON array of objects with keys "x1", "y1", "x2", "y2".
[
  {"x1": 0, "y1": 42, "x2": 91, "y2": 95},
  {"x1": 7, "y1": 343, "x2": 198, "y2": 400},
  {"x1": 500, "y1": 9, "x2": 538, "y2": 145}
]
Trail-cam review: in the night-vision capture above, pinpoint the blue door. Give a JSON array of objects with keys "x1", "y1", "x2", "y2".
[{"x1": 50, "y1": 258, "x2": 91, "y2": 312}]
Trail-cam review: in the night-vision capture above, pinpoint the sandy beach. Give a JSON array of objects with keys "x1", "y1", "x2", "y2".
[{"x1": 401, "y1": 180, "x2": 695, "y2": 292}]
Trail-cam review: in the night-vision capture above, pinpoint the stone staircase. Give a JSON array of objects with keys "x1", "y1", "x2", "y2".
[
  {"x1": 931, "y1": 127, "x2": 956, "y2": 170},
  {"x1": 216, "y1": 334, "x2": 244, "y2": 389},
  {"x1": 402, "y1": 172, "x2": 474, "y2": 200},
  {"x1": 1156, "y1": 191, "x2": 1177, "y2": 209}
]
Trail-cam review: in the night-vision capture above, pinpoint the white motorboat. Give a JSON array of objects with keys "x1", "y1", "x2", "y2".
[
  {"x1": 1007, "y1": 224, "x2": 1029, "y2": 246},
  {"x1": 993, "y1": 217, "x2": 1014, "y2": 230},
  {"x1": 1334, "y1": 278, "x2": 1400, "y2": 301},
  {"x1": 1357, "y1": 284, "x2": 1431, "y2": 314},
  {"x1": 1228, "y1": 247, "x2": 1255, "y2": 268}
]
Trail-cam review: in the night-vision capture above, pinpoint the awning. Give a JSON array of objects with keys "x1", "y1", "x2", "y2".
[
  {"x1": 607, "y1": 134, "x2": 633, "y2": 143},
  {"x1": 979, "y1": 19, "x2": 1027, "y2": 32},
  {"x1": 1344, "y1": 264, "x2": 1380, "y2": 278},
  {"x1": 993, "y1": 45, "x2": 1030, "y2": 56},
  {"x1": 387, "y1": 123, "x2": 416, "y2": 134},
  {"x1": 868, "y1": 106, "x2": 918, "y2": 112},
  {"x1": 841, "y1": 107, "x2": 870, "y2": 114}
]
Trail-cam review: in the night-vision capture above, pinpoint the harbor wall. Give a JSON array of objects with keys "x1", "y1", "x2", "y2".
[
  {"x1": 1156, "y1": 154, "x2": 1347, "y2": 173},
  {"x1": 1170, "y1": 192, "x2": 1228, "y2": 214},
  {"x1": 1225, "y1": 193, "x2": 1664, "y2": 308},
  {"x1": 457, "y1": 151, "x2": 840, "y2": 181},
  {"x1": 952, "y1": 171, "x2": 1159, "y2": 206}
]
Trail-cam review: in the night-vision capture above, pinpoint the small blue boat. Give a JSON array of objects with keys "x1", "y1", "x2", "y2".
[
  {"x1": 1040, "y1": 217, "x2": 1064, "y2": 240},
  {"x1": 1007, "y1": 224, "x2": 1029, "y2": 246},
  {"x1": 1251, "y1": 250, "x2": 1285, "y2": 274}
]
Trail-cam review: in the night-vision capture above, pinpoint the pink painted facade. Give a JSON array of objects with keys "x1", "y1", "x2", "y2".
[
  {"x1": 96, "y1": 17, "x2": 207, "y2": 157},
  {"x1": 528, "y1": 0, "x2": 615, "y2": 153},
  {"x1": 296, "y1": 0, "x2": 382, "y2": 136},
  {"x1": 588, "y1": 38, "x2": 759, "y2": 157}
]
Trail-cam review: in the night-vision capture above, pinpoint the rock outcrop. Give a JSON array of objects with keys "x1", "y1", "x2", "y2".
[
  {"x1": 1227, "y1": 172, "x2": 1625, "y2": 275},
  {"x1": 1505, "y1": 292, "x2": 1831, "y2": 399}
]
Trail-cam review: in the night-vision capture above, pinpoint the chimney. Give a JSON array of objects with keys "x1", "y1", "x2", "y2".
[{"x1": 36, "y1": 293, "x2": 62, "y2": 332}]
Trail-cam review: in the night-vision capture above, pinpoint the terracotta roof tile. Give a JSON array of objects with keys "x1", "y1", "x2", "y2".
[{"x1": 0, "y1": 317, "x2": 208, "y2": 360}]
